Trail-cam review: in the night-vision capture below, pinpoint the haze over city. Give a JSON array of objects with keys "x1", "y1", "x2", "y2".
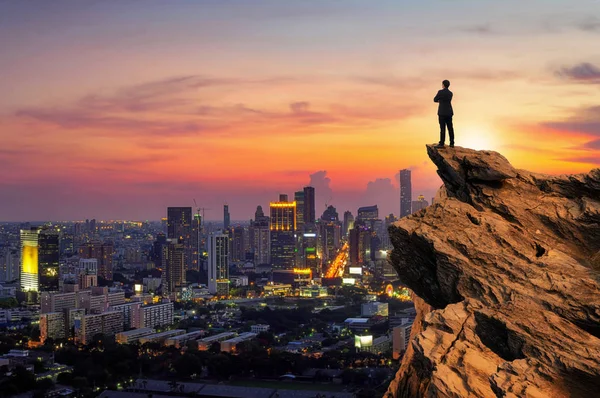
[{"x1": 1, "y1": 0, "x2": 599, "y2": 221}]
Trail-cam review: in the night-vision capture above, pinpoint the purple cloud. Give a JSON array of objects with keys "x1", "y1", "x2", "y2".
[{"x1": 556, "y1": 63, "x2": 600, "y2": 83}]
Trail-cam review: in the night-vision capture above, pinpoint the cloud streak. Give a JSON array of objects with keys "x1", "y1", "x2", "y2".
[{"x1": 556, "y1": 63, "x2": 600, "y2": 84}]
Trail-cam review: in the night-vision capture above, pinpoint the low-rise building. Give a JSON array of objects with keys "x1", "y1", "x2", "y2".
[
  {"x1": 299, "y1": 285, "x2": 328, "y2": 298},
  {"x1": 250, "y1": 324, "x2": 270, "y2": 334},
  {"x1": 355, "y1": 334, "x2": 391, "y2": 354},
  {"x1": 361, "y1": 302, "x2": 389, "y2": 317},
  {"x1": 138, "y1": 329, "x2": 185, "y2": 345},
  {"x1": 115, "y1": 328, "x2": 154, "y2": 344},
  {"x1": 197, "y1": 332, "x2": 235, "y2": 351},
  {"x1": 164, "y1": 331, "x2": 205, "y2": 348},
  {"x1": 220, "y1": 332, "x2": 257, "y2": 353}
]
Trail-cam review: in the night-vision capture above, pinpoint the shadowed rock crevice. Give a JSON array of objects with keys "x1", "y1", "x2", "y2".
[{"x1": 385, "y1": 145, "x2": 600, "y2": 398}]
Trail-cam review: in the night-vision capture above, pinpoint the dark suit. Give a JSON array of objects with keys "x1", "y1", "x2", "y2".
[{"x1": 434, "y1": 88, "x2": 454, "y2": 145}]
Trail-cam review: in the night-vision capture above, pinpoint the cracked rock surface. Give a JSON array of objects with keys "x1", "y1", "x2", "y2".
[{"x1": 384, "y1": 145, "x2": 600, "y2": 398}]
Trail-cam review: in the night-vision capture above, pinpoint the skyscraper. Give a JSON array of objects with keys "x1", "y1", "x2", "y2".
[
  {"x1": 250, "y1": 206, "x2": 270, "y2": 265},
  {"x1": 162, "y1": 239, "x2": 185, "y2": 297},
  {"x1": 223, "y1": 204, "x2": 230, "y2": 230},
  {"x1": 208, "y1": 232, "x2": 229, "y2": 296},
  {"x1": 321, "y1": 205, "x2": 339, "y2": 222},
  {"x1": 400, "y1": 169, "x2": 412, "y2": 218},
  {"x1": 39, "y1": 230, "x2": 60, "y2": 291},
  {"x1": 270, "y1": 197, "x2": 296, "y2": 269},
  {"x1": 80, "y1": 240, "x2": 113, "y2": 280},
  {"x1": 294, "y1": 191, "x2": 305, "y2": 231},
  {"x1": 167, "y1": 207, "x2": 192, "y2": 270},
  {"x1": 20, "y1": 227, "x2": 40, "y2": 293},
  {"x1": 343, "y1": 211, "x2": 355, "y2": 238},
  {"x1": 303, "y1": 186, "x2": 315, "y2": 224},
  {"x1": 356, "y1": 205, "x2": 378, "y2": 222}
]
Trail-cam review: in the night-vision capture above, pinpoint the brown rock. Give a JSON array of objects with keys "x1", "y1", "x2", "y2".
[{"x1": 385, "y1": 145, "x2": 600, "y2": 398}]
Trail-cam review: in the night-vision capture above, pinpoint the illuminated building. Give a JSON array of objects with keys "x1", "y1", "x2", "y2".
[
  {"x1": 270, "y1": 198, "x2": 297, "y2": 270},
  {"x1": 412, "y1": 195, "x2": 429, "y2": 213},
  {"x1": 230, "y1": 227, "x2": 247, "y2": 262},
  {"x1": 115, "y1": 328, "x2": 154, "y2": 344},
  {"x1": 220, "y1": 332, "x2": 257, "y2": 353},
  {"x1": 208, "y1": 232, "x2": 229, "y2": 296},
  {"x1": 250, "y1": 206, "x2": 270, "y2": 265},
  {"x1": 164, "y1": 330, "x2": 204, "y2": 348},
  {"x1": 343, "y1": 211, "x2": 354, "y2": 238},
  {"x1": 76, "y1": 310, "x2": 124, "y2": 345},
  {"x1": 357, "y1": 205, "x2": 378, "y2": 222},
  {"x1": 20, "y1": 227, "x2": 40, "y2": 294},
  {"x1": 39, "y1": 230, "x2": 59, "y2": 291},
  {"x1": 197, "y1": 332, "x2": 235, "y2": 351},
  {"x1": 320, "y1": 222, "x2": 341, "y2": 264},
  {"x1": 303, "y1": 186, "x2": 316, "y2": 224},
  {"x1": 79, "y1": 240, "x2": 113, "y2": 280},
  {"x1": 355, "y1": 334, "x2": 391, "y2": 354},
  {"x1": 167, "y1": 207, "x2": 192, "y2": 270},
  {"x1": 133, "y1": 301, "x2": 174, "y2": 329},
  {"x1": 400, "y1": 169, "x2": 412, "y2": 218},
  {"x1": 393, "y1": 321, "x2": 414, "y2": 359},
  {"x1": 0, "y1": 247, "x2": 19, "y2": 283},
  {"x1": 162, "y1": 239, "x2": 185, "y2": 297},
  {"x1": 295, "y1": 191, "x2": 305, "y2": 231},
  {"x1": 321, "y1": 205, "x2": 338, "y2": 222},
  {"x1": 361, "y1": 302, "x2": 389, "y2": 317},
  {"x1": 299, "y1": 285, "x2": 328, "y2": 298},
  {"x1": 40, "y1": 312, "x2": 66, "y2": 343},
  {"x1": 300, "y1": 228, "x2": 319, "y2": 273}
]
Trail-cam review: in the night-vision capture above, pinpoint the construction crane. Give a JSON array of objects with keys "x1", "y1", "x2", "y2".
[{"x1": 192, "y1": 199, "x2": 210, "y2": 224}]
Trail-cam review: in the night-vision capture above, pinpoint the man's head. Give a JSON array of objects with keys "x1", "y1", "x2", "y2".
[{"x1": 442, "y1": 80, "x2": 450, "y2": 88}]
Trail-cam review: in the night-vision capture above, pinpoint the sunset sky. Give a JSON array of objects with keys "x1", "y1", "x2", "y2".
[{"x1": 1, "y1": 0, "x2": 599, "y2": 222}]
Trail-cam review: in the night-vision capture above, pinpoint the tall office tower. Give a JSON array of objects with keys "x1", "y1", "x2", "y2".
[
  {"x1": 400, "y1": 169, "x2": 412, "y2": 218},
  {"x1": 294, "y1": 191, "x2": 305, "y2": 231},
  {"x1": 191, "y1": 213, "x2": 202, "y2": 271},
  {"x1": 320, "y1": 222, "x2": 341, "y2": 264},
  {"x1": 0, "y1": 246, "x2": 19, "y2": 283},
  {"x1": 300, "y1": 225, "x2": 319, "y2": 273},
  {"x1": 151, "y1": 233, "x2": 167, "y2": 269},
  {"x1": 349, "y1": 225, "x2": 370, "y2": 266},
  {"x1": 208, "y1": 232, "x2": 229, "y2": 296},
  {"x1": 39, "y1": 230, "x2": 60, "y2": 291},
  {"x1": 250, "y1": 206, "x2": 270, "y2": 265},
  {"x1": 162, "y1": 239, "x2": 185, "y2": 297},
  {"x1": 343, "y1": 211, "x2": 355, "y2": 238},
  {"x1": 303, "y1": 186, "x2": 316, "y2": 224},
  {"x1": 167, "y1": 207, "x2": 192, "y2": 270},
  {"x1": 270, "y1": 197, "x2": 296, "y2": 269},
  {"x1": 321, "y1": 205, "x2": 339, "y2": 222},
  {"x1": 230, "y1": 227, "x2": 246, "y2": 262},
  {"x1": 223, "y1": 204, "x2": 230, "y2": 230},
  {"x1": 20, "y1": 227, "x2": 40, "y2": 294},
  {"x1": 411, "y1": 195, "x2": 429, "y2": 213}
]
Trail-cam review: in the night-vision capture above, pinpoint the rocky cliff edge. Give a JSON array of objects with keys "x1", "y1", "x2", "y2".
[{"x1": 385, "y1": 145, "x2": 600, "y2": 398}]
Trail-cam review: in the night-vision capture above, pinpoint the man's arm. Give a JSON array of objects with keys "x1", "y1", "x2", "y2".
[{"x1": 434, "y1": 90, "x2": 441, "y2": 102}]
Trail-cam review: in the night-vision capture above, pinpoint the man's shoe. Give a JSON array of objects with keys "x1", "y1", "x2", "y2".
[
  {"x1": 450, "y1": 143, "x2": 455, "y2": 148},
  {"x1": 435, "y1": 143, "x2": 445, "y2": 148}
]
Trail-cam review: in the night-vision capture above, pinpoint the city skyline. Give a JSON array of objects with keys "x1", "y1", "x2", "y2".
[{"x1": 1, "y1": 1, "x2": 599, "y2": 221}]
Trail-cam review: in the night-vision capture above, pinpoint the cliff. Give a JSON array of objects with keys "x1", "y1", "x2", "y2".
[{"x1": 385, "y1": 145, "x2": 600, "y2": 398}]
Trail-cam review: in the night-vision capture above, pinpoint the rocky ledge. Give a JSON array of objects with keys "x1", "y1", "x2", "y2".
[{"x1": 385, "y1": 145, "x2": 600, "y2": 398}]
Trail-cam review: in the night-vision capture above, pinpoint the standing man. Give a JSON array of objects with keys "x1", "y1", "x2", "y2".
[{"x1": 434, "y1": 80, "x2": 454, "y2": 148}]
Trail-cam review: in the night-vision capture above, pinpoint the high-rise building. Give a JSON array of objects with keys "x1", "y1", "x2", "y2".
[
  {"x1": 320, "y1": 222, "x2": 341, "y2": 264},
  {"x1": 250, "y1": 206, "x2": 270, "y2": 265},
  {"x1": 223, "y1": 204, "x2": 230, "y2": 230},
  {"x1": 400, "y1": 169, "x2": 412, "y2": 218},
  {"x1": 80, "y1": 240, "x2": 113, "y2": 280},
  {"x1": 270, "y1": 198, "x2": 296, "y2": 269},
  {"x1": 357, "y1": 205, "x2": 378, "y2": 222},
  {"x1": 294, "y1": 191, "x2": 305, "y2": 231},
  {"x1": 321, "y1": 205, "x2": 339, "y2": 222},
  {"x1": 303, "y1": 186, "x2": 316, "y2": 224},
  {"x1": 20, "y1": 227, "x2": 40, "y2": 293},
  {"x1": 162, "y1": 239, "x2": 185, "y2": 297},
  {"x1": 40, "y1": 312, "x2": 66, "y2": 343},
  {"x1": 167, "y1": 207, "x2": 192, "y2": 270},
  {"x1": 39, "y1": 230, "x2": 60, "y2": 291},
  {"x1": 191, "y1": 213, "x2": 202, "y2": 271},
  {"x1": 208, "y1": 233, "x2": 229, "y2": 296},
  {"x1": 0, "y1": 246, "x2": 19, "y2": 283},
  {"x1": 343, "y1": 211, "x2": 354, "y2": 238},
  {"x1": 230, "y1": 227, "x2": 246, "y2": 263},
  {"x1": 412, "y1": 195, "x2": 429, "y2": 213}
]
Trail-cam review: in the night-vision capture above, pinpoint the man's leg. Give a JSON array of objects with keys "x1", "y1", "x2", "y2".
[
  {"x1": 438, "y1": 116, "x2": 446, "y2": 145},
  {"x1": 447, "y1": 116, "x2": 454, "y2": 146}
]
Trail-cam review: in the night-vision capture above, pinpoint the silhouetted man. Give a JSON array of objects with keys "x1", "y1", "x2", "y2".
[{"x1": 434, "y1": 80, "x2": 454, "y2": 148}]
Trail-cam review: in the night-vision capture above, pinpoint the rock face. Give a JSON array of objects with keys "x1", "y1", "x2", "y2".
[{"x1": 385, "y1": 145, "x2": 600, "y2": 398}]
